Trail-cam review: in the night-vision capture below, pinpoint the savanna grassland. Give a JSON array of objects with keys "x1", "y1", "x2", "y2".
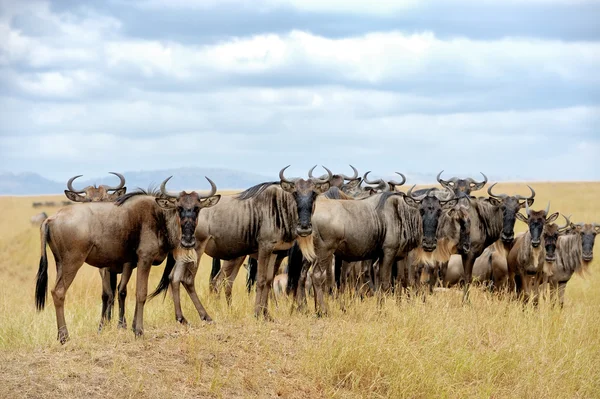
[{"x1": 1, "y1": 182, "x2": 599, "y2": 398}]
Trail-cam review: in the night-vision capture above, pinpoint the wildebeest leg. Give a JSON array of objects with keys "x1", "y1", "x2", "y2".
[
  {"x1": 377, "y1": 251, "x2": 396, "y2": 307},
  {"x1": 222, "y1": 256, "x2": 246, "y2": 306},
  {"x1": 117, "y1": 263, "x2": 133, "y2": 329},
  {"x1": 312, "y1": 254, "x2": 333, "y2": 317},
  {"x1": 52, "y1": 260, "x2": 84, "y2": 344},
  {"x1": 461, "y1": 253, "x2": 477, "y2": 303},
  {"x1": 181, "y1": 260, "x2": 212, "y2": 322},
  {"x1": 294, "y1": 260, "x2": 310, "y2": 312},
  {"x1": 334, "y1": 256, "x2": 343, "y2": 293},
  {"x1": 98, "y1": 269, "x2": 115, "y2": 332},
  {"x1": 170, "y1": 259, "x2": 189, "y2": 325},
  {"x1": 132, "y1": 259, "x2": 152, "y2": 337},
  {"x1": 557, "y1": 282, "x2": 567, "y2": 309},
  {"x1": 255, "y1": 249, "x2": 277, "y2": 320}
]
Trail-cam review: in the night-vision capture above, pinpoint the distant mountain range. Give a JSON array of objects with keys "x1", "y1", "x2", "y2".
[{"x1": 0, "y1": 168, "x2": 273, "y2": 195}]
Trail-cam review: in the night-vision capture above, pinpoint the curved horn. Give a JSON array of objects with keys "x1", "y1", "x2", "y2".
[
  {"x1": 202, "y1": 176, "x2": 217, "y2": 198},
  {"x1": 525, "y1": 197, "x2": 531, "y2": 216},
  {"x1": 545, "y1": 201, "x2": 551, "y2": 215},
  {"x1": 340, "y1": 165, "x2": 359, "y2": 181},
  {"x1": 479, "y1": 172, "x2": 488, "y2": 186},
  {"x1": 279, "y1": 165, "x2": 293, "y2": 184},
  {"x1": 515, "y1": 185, "x2": 536, "y2": 201},
  {"x1": 312, "y1": 166, "x2": 333, "y2": 184},
  {"x1": 558, "y1": 214, "x2": 571, "y2": 232},
  {"x1": 436, "y1": 170, "x2": 445, "y2": 185},
  {"x1": 105, "y1": 172, "x2": 126, "y2": 191},
  {"x1": 486, "y1": 182, "x2": 508, "y2": 199},
  {"x1": 364, "y1": 171, "x2": 383, "y2": 185},
  {"x1": 160, "y1": 176, "x2": 178, "y2": 200},
  {"x1": 388, "y1": 172, "x2": 406, "y2": 187},
  {"x1": 66, "y1": 175, "x2": 85, "y2": 193},
  {"x1": 407, "y1": 185, "x2": 428, "y2": 201},
  {"x1": 308, "y1": 165, "x2": 317, "y2": 179}
]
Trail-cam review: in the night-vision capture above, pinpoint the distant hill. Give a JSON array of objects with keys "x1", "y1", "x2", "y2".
[{"x1": 0, "y1": 168, "x2": 272, "y2": 195}]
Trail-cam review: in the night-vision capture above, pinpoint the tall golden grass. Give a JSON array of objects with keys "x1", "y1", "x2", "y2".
[{"x1": 0, "y1": 182, "x2": 599, "y2": 398}]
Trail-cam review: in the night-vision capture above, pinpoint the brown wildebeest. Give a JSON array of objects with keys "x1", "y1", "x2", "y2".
[
  {"x1": 64, "y1": 172, "x2": 127, "y2": 202},
  {"x1": 301, "y1": 183, "x2": 468, "y2": 315},
  {"x1": 443, "y1": 184, "x2": 536, "y2": 289},
  {"x1": 35, "y1": 176, "x2": 220, "y2": 343},
  {"x1": 30, "y1": 212, "x2": 48, "y2": 226},
  {"x1": 152, "y1": 166, "x2": 333, "y2": 321},
  {"x1": 507, "y1": 202, "x2": 562, "y2": 304},
  {"x1": 543, "y1": 218, "x2": 599, "y2": 307},
  {"x1": 433, "y1": 171, "x2": 502, "y2": 301},
  {"x1": 63, "y1": 172, "x2": 131, "y2": 331},
  {"x1": 399, "y1": 187, "x2": 472, "y2": 296}
]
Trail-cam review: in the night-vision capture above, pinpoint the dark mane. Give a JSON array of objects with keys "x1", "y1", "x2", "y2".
[
  {"x1": 236, "y1": 182, "x2": 279, "y2": 200},
  {"x1": 115, "y1": 186, "x2": 163, "y2": 206},
  {"x1": 376, "y1": 192, "x2": 404, "y2": 211},
  {"x1": 322, "y1": 187, "x2": 353, "y2": 200}
]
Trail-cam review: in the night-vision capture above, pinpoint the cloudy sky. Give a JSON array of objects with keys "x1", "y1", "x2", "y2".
[{"x1": 0, "y1": 0, "x2": 599, "y2": 182}]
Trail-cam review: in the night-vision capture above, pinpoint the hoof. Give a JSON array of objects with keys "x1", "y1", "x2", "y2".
[
  {"x1": 176, "y1": 317, "x2": 188, "y2": 325},
  {"x1": 57, "y1": 330, "x2": 69, "y2": 345},
  {"x1": 201, "y1": 315, "x2": 213, "y2": 323}
]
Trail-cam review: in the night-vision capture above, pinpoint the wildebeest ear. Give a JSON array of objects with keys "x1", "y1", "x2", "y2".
[
  {"x1": 201, "y1": 195, "x2": 221, "y2": 208},
  {"x1": 441, "y1": 199, "x2": 459, "y2": 210},
  {"x1": 594, "y1": 225, "x2": 600, "y2": 234},
  {"x1": 516, "y1": 212, "x2": 528, "y2": 223},
  {"x1": 344, "y1": 179, "x2": 361, "y2": 190},
  {"x1": 487, "y1": 197, "x2": 502, "y2": 207},
  {"x1": 314, "y1": 182, "x2": 331, "y2": 194},
  {"x1": 403, "y1": 196, "x2": 419, "y2": 208},
  {"x1": 64, "y1": 190, "x2": 86, "y2": 202},
  {"x1": 471, "y1": 181, "x2": 486, "y2": 191},
  {"x1": 155, "y1": 197, "x2": 177, "y2": 209},
  {"x1": 280, "y1": 181, "x2": 295, "y2": 193},
  {"x1": 546, "y1": 212, "x2": 559, "y2": 224}
]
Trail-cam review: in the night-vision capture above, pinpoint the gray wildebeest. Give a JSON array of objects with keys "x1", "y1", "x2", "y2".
[
  {"x1": 444, "y1": 184, "x2": 536, "y2": 289},
  {"x1": 507, "y1": 202, "x2": 563, "y2": 304},
  {"x1": 543, "y1": 217, "x2": 599, "y2": 307},
  {"x1": 30, "y1": 212, "x2": 48, "y2": 226},
  {"x1": 151, "y1": 166, "x2": 333, "y2": 321},
  {"x1": 64, "y1": 172, "x2": 127, "y2": 202},
  {"x1": 35, "y1": 176, "x2": 220, "y2": 343}
]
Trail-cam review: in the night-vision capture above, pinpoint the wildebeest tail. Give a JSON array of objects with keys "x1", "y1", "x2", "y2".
[
  {"x1": 149, "y1": 252, "x2": 176, "y2": 300},
  {"x1": 35, "y1": 220, "x2": 50, "y2": 311},
  {"x1": 210, "y1": 257, "x2": 221, "y2": 282}
]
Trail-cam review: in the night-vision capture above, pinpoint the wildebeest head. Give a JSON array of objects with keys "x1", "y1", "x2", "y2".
[
  {"x1": 155, "y1": 176, "x2": 221, "y2": 248},
  {"x1": 280, "y1": 165, "x2": 332, "y2": 237},
  {"x1": 64, "y1": 172, "x2": 127, "y2": 202},
  {"x1": 516, "y1": 201, "x2": 559, "y2": 256},
  {"x1": 569, "y1": 221, "x2": 600, "y2": 263},
  {"x1": 403, "y1": 185, "x2": 459, "y2": 252},
  {"x1": 437, "y1": 170, "x2": 487, "y2": 198},
  {"x1": 311, "y1": 164, "x2": 359, "y2": 189},
  {"x1": 452, "y1": 203, "x2": 472, "y2": 255},
  {"x1": 487, "y1": 183, "x2": 536, "y2": 243}
]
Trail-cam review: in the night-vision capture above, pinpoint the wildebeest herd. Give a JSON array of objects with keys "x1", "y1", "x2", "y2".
[{"x1": 33, "y1": 168, "x2": 598, "y2": 343}]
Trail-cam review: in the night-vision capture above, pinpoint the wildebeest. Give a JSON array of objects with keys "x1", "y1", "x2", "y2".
[
  {"x1": 152, "y1": 166, "x2": 333, "y2": 321},
  {"x1": 299, "y1": 182, "x2": 470, "y2": 315},
  {"x1": 543, "y1": 218, "x2": 599, "y2": 307},
  {"x1": 443, "y1": 184, "x2": 536, "y2": 289},
  {"x1": 62, "y1": 172, "x2": 130, "y2": 330},
  {"x1": 32, "y1": 202, "x2": 43, "y2": 208},
  {"x1": 432, "y1": 172, "x2": 502, "y2": 300},
  {"x1": 35, "y1": 176, "x2": 220, "y2": 343},
  {"x1": 64, "y1": 172, "x2": 127, "y2": 202},
  {"x1": 30, "y1": 212, "x2": 48, "y2": 226},
  {"x1": 507, "y1": 202, "x2": 562, "y2": 303}
]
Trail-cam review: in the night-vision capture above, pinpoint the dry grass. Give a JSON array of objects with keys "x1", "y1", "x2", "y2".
[{"x1": 1, "y1": 182, "x2": 599, "y2": 398}]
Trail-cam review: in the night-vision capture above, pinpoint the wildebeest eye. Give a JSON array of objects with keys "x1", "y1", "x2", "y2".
[{"x1": 193, "y1": 207, "x2": 199, "y2": 213}]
